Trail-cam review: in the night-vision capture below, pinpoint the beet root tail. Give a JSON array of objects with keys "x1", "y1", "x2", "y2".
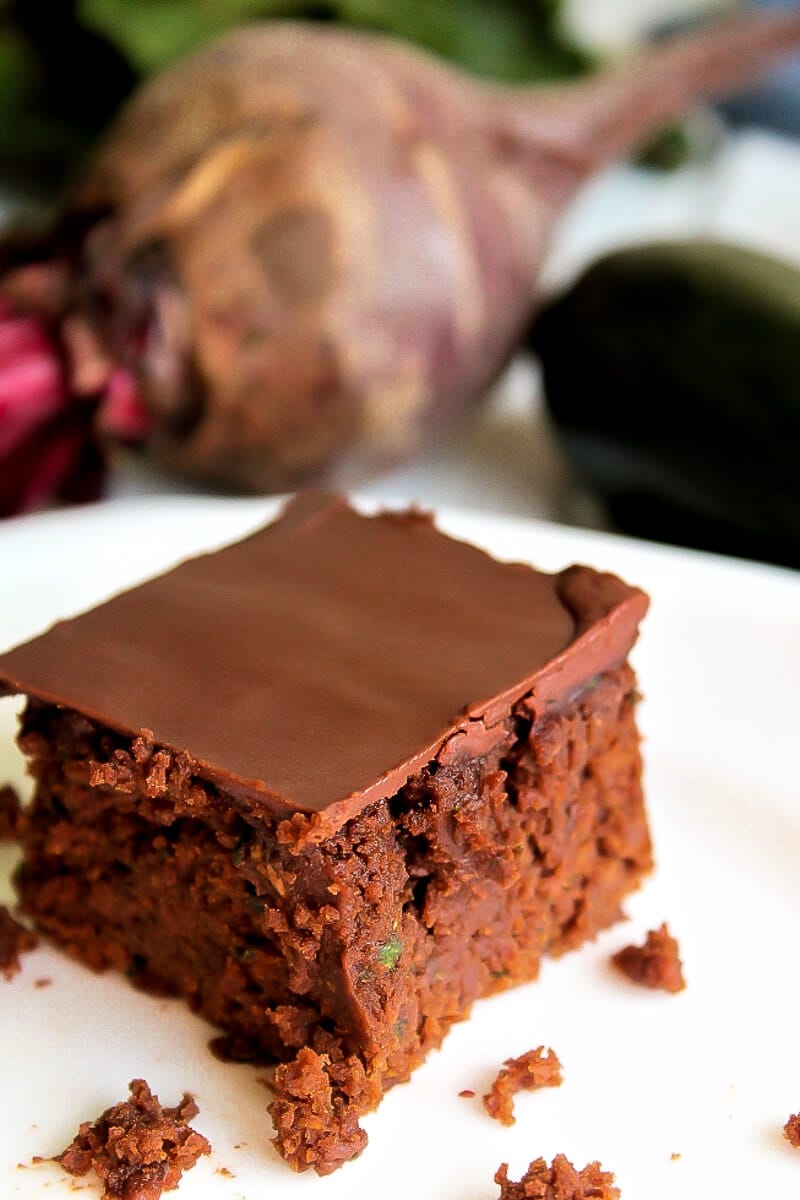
[{"x1": 494, "y1": 10, "x2": 800, "y2": 180}]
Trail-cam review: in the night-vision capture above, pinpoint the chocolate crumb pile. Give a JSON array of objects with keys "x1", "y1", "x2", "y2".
[
  {"x1": 495, "y1": 1155, "x2": 620, "y2": 1200},
  {"x1": 483, "y1": 1047, "x2": 563, "y2": 1126},
  {"x1": 784, "y1": 1113, "x2": 800, "y2": 1149},
  {"x1": 56, "y1": 1078, "x2": 210, "y2": 1200},
  {"x1": 0, "y1": 784, "x2": 21, "y2": 840},
  {"x1": 612, "y1": 923, "x2": 685, "y2": 993},
  {"x1": 0, "y1": 905, "x2": 38, "y2": 979}
]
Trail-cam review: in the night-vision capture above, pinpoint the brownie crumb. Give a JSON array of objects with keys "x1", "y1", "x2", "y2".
[
  {"x1": 459, "y1": 1089, "x2": 476, "y2": 1099},
  {"x1": 0, "y1": 905, "x2": 38, "y2": 979},
  {"x1": 269, "y1": 1042, "x2": 376, "y2": 1174},
  {"x1": 784, "y1": 1113, "x2": 800, "y2": 1148},
  {"x1": 34, "y1": 977, "x2": 52, "y2": 988},
  {"x1": 483, "y1": 1047, "x2": 563, "y2": 1126},
  {"x1": 0, "y1": 784, "x2": 21, "y2": 840},
  {"x1": 55, "y1": 1078, "x2": 210, "y2": 1200},
  {"x1": 495, "y1": 1155, "x2": 620, "y2": 1199},
  {"x1": 612, "y1": 923, "x2": 685, "y2": 993}
]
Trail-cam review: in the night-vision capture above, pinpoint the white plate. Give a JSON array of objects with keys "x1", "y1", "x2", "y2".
[{"x1": 1, "y1": 497, "x2": 799, "y2": 1200}]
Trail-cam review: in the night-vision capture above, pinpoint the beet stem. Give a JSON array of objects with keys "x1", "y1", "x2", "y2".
[{"x1": 493, "y1": 11, "x2": 800, "y2": 176}]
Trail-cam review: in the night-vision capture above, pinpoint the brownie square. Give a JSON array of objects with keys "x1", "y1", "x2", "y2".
[{"x1": 0, "y1": 494, "x2": 651, "y2": 1173}]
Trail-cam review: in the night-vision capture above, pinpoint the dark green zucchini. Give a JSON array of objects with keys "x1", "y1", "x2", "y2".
[{"x1": 531, "y1": 240, "x2": 800, "y2": 567}]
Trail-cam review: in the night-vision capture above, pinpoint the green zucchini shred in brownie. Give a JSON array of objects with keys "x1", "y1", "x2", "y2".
[{"x1": 0, "y1": 494, "x2": 652, "y2": 1174}]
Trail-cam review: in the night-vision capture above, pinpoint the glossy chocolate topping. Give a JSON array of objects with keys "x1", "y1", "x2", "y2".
[{"x1": 0, "y1": 495, "x2": 647, "y2": 821}]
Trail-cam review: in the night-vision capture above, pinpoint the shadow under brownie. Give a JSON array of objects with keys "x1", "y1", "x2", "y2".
[{"x1": 0, "y1": 494, "x2": 651, "y2": 1174}]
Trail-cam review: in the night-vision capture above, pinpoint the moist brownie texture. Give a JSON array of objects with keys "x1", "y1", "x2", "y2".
[
  {"x1": 495, "y1": 1155, "x2": 620, "y2": 1200},
  {"x1": 483, "y1": 1046, "x2": 563, "y2": 1126},
  {"x1": 0, "y1": 494, "x2": 651, "y2": 1173},
  {"x1": 56, "y1": 1078, "x2": 210, "y2": 1200}
]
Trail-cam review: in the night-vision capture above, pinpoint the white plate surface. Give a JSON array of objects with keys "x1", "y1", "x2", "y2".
[{"x1": 1, "y1": 497, "x2": 799, "y2": 1200}]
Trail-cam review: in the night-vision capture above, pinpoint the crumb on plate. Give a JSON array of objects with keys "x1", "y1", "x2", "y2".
[
  {"x1": 55, "y1": 1078, "x2": 210, "y2": 1200},
  {"x1": 612, "y1": 923, "x2": 685, "y2": 993},
  {"x1": 483, "y1": 1047, "x2": 562, "y2": 1125},
  {"x1": 495, "y1": 1154, "x2": 620, "y2": 1199},
  {"x1": 784, "y1": 1113, "x2": 800, "y2": 1149}
]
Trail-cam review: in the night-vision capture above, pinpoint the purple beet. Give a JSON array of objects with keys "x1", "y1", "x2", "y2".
[
  {"x1": 0, "y1": 297, "x2": 103, "y2": 516},
  {"x1": 2, "y1": 12, "x2": 799, "y2": 504}
]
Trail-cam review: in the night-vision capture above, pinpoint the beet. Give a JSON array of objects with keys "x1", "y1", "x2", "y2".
[
  {"x1": 0, "y1": 298, "x2": 102, "y2": 516},
  {"x1": 2, "y1": 12, "x2": 799, "y2": 500}
]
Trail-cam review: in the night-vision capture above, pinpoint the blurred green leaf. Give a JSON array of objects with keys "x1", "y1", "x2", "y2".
[
  {"x1": 0, "y1": 26, "x2": 92, "y2": 195},
  {"x1": 0, "y1": 28, "x2": 36, "y2": 114},
  {"x1": 635, "y1": 122, "x2": 693, "y2": 171},
  {"x1": 336, "y1": 0, "x2": 588, "y2": 82},
  {"x1": 79, "y1": 0, "x2": 336, "y2": 71},
  {"x1": 78, "y1": 0, "x2": 587, "y2": 79}
]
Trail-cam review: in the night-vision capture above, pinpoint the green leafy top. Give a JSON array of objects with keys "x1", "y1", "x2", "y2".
[{"x1": 78, "y1": 0, "x2": 586, "y2": 78}]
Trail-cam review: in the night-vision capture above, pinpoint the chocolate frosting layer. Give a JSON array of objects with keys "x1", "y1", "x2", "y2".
[{"x1": 0, "y1": 495, "x2": 648, "y2": 820}]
